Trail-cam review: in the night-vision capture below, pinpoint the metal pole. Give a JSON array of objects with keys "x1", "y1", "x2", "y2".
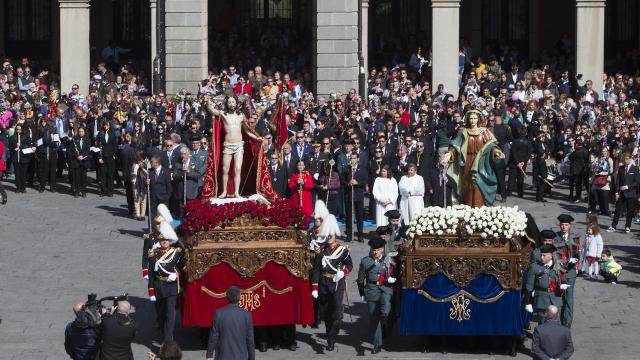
[
  {"x1": 326, "y1": 159, "x2": 335, "y2": 204},
  {"x1": 183, "y1": 161, "x2": 187, "y2": 207},
  {"x1": 147, "y1": 161, "x2": 152, "y2": 232}
]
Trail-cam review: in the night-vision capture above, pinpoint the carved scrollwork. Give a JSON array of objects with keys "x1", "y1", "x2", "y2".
[
  {"x1": 417, "y1": 235, "x2": 506, "y2": 249},
  {"x1": 185, "y1": 247, "x2": 311, "y2": 282},
  {"x1": 407, "y1": 256, "x2": 512, "y2": 289},
  {"x1": 186, "y1": 228, "x2": 306, "y2": 248}
]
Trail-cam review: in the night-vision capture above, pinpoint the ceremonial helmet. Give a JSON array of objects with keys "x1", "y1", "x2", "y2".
[
  {"x1": 318, "y1": 214, "x2": 341, "y2": 238},
  {"x1": 313, "y1": 200, "x2": 330, "y2": 221}
]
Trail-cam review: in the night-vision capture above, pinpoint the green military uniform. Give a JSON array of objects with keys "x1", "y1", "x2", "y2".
[
  {"x1": 525, "y1": 256, "x2": 564, "y2": 324},
  {"x1": 357, "y1": 237, "x2": 394, "y2": 354},
  {"x1": 555, "y1": 214, "x2": 579, "y2": 328}
]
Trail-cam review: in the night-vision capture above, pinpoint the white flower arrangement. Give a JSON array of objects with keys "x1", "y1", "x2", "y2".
[{"x1": 407, "y1": 205, "x2": 528, "y2": 239}]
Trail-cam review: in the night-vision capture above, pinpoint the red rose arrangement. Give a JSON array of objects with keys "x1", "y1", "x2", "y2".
[{"x1": 181, "y1": 198, "x2": 307, "y2": 235}]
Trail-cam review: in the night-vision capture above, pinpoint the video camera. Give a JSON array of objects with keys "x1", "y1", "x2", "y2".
[{"x1": 76, "y1": 292, "x2": 128, "y2": 329}]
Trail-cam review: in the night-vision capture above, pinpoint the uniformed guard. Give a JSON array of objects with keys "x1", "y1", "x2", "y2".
[
  {"x1": 378, "y1": 210, "x2": 402, "y2": 256},
  {"x1": 309, "y1": 200, "x2": 330, "y2": 327},
  {"x1": 148, "y1": 220, "x2": 183, "y2": 340},
  {"x1": 555, "y1": 214, "x2": 579, "y2": 327},
  {"x1": 142, "y1": 214, "x2": 164, "y2": 280},
  {"x1": 531, "y1": 229, "x2": 558, "y2": 262},
  {"x1": 525, "y1": 244, "x2": 569, "y2": 324},
  {"x1": 356, "y1": 237, "x2": 395, "y2": 354},
  {"x1": 311, "y1": 214, "x2": 353, "y2": 351}
]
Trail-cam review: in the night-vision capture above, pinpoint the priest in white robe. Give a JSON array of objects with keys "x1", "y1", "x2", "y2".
[{"x1": 398, "y1": 164, "x2": 425, "y2": 225}]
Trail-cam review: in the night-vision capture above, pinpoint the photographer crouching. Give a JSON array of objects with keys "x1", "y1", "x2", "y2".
[{"x1": 64, "y1": 302, "x2": 99, "y2": 360}]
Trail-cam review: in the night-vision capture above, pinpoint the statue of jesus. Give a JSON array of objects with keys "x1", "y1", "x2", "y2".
[{"x1": 207, "y1": 95, "x2": 263, "y2": 198}]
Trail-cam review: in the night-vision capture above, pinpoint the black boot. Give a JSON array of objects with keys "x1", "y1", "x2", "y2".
[{"x1": 1, "y1": 193, "x2": 6, "y2": 204}]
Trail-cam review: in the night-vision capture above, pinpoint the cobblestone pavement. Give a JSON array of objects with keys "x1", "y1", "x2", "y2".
[{"x1": 1, "y1": 176, "x2": 639, "y2": 359}]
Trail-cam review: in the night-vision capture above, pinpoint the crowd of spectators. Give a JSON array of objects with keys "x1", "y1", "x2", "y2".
[{"x1": 2, "y1": 44, "x2": 640, "y2": 232}]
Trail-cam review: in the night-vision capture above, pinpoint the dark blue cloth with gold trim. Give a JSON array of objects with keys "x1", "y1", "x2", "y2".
[{"x1": 400, "y1": 274, "x2": 524, "y2": 336}]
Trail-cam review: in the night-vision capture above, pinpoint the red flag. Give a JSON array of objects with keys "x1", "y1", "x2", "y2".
[{"x1": 270, "y1": 96, "x2": 288, "y2": 152}]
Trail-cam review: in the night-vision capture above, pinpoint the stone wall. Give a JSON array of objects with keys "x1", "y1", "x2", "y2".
[
  {"x1": 164, "y1": 0, "x2": 208, "y2": 95},
  {"x1": 314, "y1": 0, "x2": 360, "y2": 96}
]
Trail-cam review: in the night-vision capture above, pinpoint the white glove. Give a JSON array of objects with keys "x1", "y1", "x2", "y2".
[
  {"x1": 143, "y1": 275, "x2": 149, "y2": 280},
  {"x1": 168, "y1": 273, "x2": 177, "y2": 282},
  {"x1": 311, "y1": 290, "x2": 318, "y2": 299},
  {"x1": 525, "y1": 304, "x2": 533, "y2": 313},
  {"x1": 560, "y1": 284, "x2": 570, "y2": 290},
  {"x1": 334, "y1": 270, "x2": 345, "y2": 282},
  {"x1": 569, "y1": 258, "x2": 578, "y2": 264},
  {"x1": 361, "y1": 296, "x2": 365, "y2": 301},
  {"x1": 149, "y1": 295, "x2": 157, "y2": 302},
  {"x1": 313, "y1": 173, "x2": 319, "y2": 181},
  {"x1": 387, "y1": 276, "x2": 397, "y2": 284}
]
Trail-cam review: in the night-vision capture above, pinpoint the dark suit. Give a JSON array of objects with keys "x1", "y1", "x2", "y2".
[
  {"x1": 66, "y1": 136, "x2": 91, "y2": 194},
  {"x1": 505, "y1": 72, "x2": 524, "y2": 86},
  {"x1": 97, "y1": 131, "x2": 117, "y2": 195},
  {"x1": 149, "y1": 166, "x2": 172, "y2": 218},
  {"x1": 568, "y1": 146, "x2": 589, "y2": 200},
  {"x1": 291, "y1": 143, "x2": 312, "y2": 160},
  {"x1": 98, "y1": 313, "x2": 137, "y2": 360},
  {"x1": 531, "y1": 319, "x2": 574, "y2": 360},
  {"x1": 281, "y1": 153, "x2": 299, "y2": 197},
  {"x1": 206, "y1": 303, "x2": 255, "y2": 360},
  {"x1": 9, "y1": 135, "x2": 33, "y2": 192},
  {"x1": 120, "y1": 143, "x2": 137, "y2": 212},
  {"x1": 425, "y1": 168, "x2": 457, "y2": 207},
  {"x1": 533, "y1": 140, "x2": 550, "y2": 202},
  {"x1": 173, "y1": 157, "x2": 200, "y2": 204},
  {"x1": 342, "y1": 164, "x2": 368, "y2": 241},
  {"x1": 611, "y1": 163, "x2": 640, "y2": 229},
  {"x1": 508, "y1": 137, "x2": 531, "y2": 197},
  {"x1": 269, "y1": 164, "x2": 287, "y2": 198}
]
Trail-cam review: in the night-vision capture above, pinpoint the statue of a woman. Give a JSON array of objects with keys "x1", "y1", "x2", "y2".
[{"x1": 440, "y1": 110, "x2": 505, "y2": 207}]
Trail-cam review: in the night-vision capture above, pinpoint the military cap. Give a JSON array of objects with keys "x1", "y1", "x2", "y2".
[
  {"x1": 557, "y1": 214, "x2": 574, "y2": 224},
  {"x1": 375, "y1": 226, "x2": 390, "y2": 236},
  {"x1": 539, "y1": 243, "x2": 557, "y2": 254},
  {"x1": 540, "y1": 229, "x2": 556, "y2": 240},
  {"x1": 368, "y1": 237, "x2": 386, "y2": 249},
  {"x1": 384, "y1": 209, "x2": 401, "y2": 219}
]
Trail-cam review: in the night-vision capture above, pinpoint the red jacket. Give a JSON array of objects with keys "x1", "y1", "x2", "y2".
[
  {"x1": 0, "y1": 141, "x2": 5, "y2": 171},
  {"x1": 234, "y1": 83, "x2": 253, "y2": 97}
]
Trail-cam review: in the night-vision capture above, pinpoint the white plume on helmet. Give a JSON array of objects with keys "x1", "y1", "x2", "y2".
[
  {"x1": 318, "y1": 214, "x2": 341, "y2": 237},
  {"x1": 158, "y1": 221, "x2": 178, "y2": 243},
  {"x1": 313, "y1": 200, "x2": 330, "y2": 220},
  {"x1": 157, "y1": 204, "x2": 174, "y2": 224}
]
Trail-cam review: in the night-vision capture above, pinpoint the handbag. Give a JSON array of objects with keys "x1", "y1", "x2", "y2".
[{"x1": 592, "y1": 175, "x2": 608, "y2": 187}]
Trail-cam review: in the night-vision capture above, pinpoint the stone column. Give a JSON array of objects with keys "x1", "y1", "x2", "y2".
[
  {"x1": 431, "y1": 0, "x2": 460, "y2": 97},
  {"x1": 165, "y1": 0, "x2": 208, "y2": 95},
  {"x1": 59, "y1": 0, "x2": 91, "y2": 95},
  {"x1": 150, "y1": 0, "x2": 157, "y2": 92},
  {"x1": 314, "y1": 0, "x2": 359, "y2": 96},
  {"x1": 576, "y1": 0, "x2": 605, "y2": 93},
  {"x1": 361, "y1": 0, "x2": 369, "y2": 96}
]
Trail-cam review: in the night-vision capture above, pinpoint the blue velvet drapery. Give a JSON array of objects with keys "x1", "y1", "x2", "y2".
[{"x1": 400, "y1": 274, "x2": 524, "y2": 336}]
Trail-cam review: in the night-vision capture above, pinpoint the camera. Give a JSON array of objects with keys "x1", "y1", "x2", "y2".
[{"x1": 76, "y1": 293, "x2": 128, "y2": 329}]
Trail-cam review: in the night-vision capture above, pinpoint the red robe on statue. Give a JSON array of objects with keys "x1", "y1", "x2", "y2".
[
  {"x1": 200, "y1": 116, "x2": 277, "y2": 199},
  {"x1": 288, "y1": 171, "x2": 313, "y2": 226}
]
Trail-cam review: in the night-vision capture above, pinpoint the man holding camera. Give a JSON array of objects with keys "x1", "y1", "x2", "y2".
[
  {"x1": 99, "y1": 300, "x2": 137, "y2": 360},
  {"x1": 64, "y1": 302, "x2": 100, "y2": 360}
]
